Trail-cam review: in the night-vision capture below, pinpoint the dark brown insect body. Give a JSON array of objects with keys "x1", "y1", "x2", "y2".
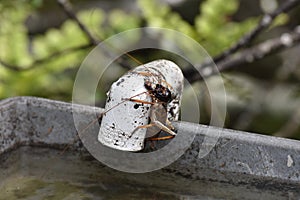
[{"x1": 144, "y1": 81, "x2": 173, "y2": 104}]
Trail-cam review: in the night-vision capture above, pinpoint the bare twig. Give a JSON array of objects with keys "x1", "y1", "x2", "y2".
[
  {"x1": 186, "y1": 26, "x2": 300, "y2": 83},
  {"x1": 219, "y1": 27, "x2": 300, "y2": 71},
  {"x1": 0, "y1": 44, "x2": 93, "y2": 71},
  {"x1": 57, "y1": 0, "x2": 98, "y2": 45},
  {"x1": 183, "y1": 0, "x2": 300, "y2": 83},
  {"x1": 57, "y1": 0, "x2": 133, "y2": 70},
  {"x1": 213, "y1": 0, "x2": 300, "y2": 63}
]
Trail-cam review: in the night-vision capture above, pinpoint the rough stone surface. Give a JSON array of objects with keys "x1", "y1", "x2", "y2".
[{"x1": 0, "y1": 96, "x2": 300, "y2": 186}]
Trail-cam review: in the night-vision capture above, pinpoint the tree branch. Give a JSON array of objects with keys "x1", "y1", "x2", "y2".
[
  {"x1": 183, "y1": 0, "x2": 300, "y2": 83},
  {"x1": 218, "y1": 28, "x2": 300, "y2": 71},
  {"x1": 57, "y1": 0, "x2": 98, "y2": 45},
  {"x1": 186, "y1": 26, "x2": 300, "y2": 83},
  {"x1": 213, "y1": 0, "x2": 300, "y2": 63},
  {"x1": 0, "y1": 44, "x2": 93, "y2": 71},
  {"x1": 57, "y1": 0, "x2": 133, "y2": 70}
]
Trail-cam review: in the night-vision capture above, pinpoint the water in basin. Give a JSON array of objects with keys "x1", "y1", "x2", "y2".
[{"x1": 0, "y1": 146, "x2": 298, "y2": 200}]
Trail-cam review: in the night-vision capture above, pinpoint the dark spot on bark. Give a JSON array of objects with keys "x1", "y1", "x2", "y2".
[
  {"x1": 110, "y1": 123, "x2": 116, "y2": 129},
  {"x1": 107, "y1": 95, "x2": 111, "y2": 103},
  {"x1": 169, "y1": 106, "x2": 177, "y2": 118},
  {"x1": 116, "y1": 78, "x2": 125, "y2": 86},
  {"x1": 134, "y1": 104, "x2": 140, "y2": 109}
]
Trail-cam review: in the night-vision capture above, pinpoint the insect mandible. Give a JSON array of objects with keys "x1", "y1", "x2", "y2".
[{"x1": 98, "y1": 59, "x2": 184, "y2": 151}]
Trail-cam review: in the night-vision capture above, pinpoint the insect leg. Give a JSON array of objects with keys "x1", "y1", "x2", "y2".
[
  {"x1": 151, "y1": 120, "x2": 177, "y2": 136},
  {"x1": 134, "y1": 71, "x2": 153, "y2": 76},
  {"x1": 148, "y1": 135, "x2": 174, "y2": 141},
  {"x1": 149, "y1": 103, "x2": 176, "y2": 136},
  {"x1": 134, "y1": 68, "x2": 173, "y2": 90},
  {"x1": 122, "y1": 98, "x2": 155, "y2": 105},
  {"x1": 131, "y1": 70, "x2": 161, "y2": 84},
  {"x1": 130, "y1": 122, "x2": 175, "y2": 142},
  {"x1": 166, "y1": 119, "x2": 175, "y2": 130},
  {"x1": 129, "y1": 123, "x2": 155, "y2": 138},
  {"x1": 103, "y1": 91, "x2": 150, "y2": 116}
]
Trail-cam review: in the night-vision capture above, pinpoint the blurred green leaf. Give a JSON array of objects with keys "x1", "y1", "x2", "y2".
[{"x1": 0, "y1": 0, "x2": 289, "y2": 102}]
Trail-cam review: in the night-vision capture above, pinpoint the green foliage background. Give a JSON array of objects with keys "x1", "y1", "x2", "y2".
[{"x1": 0, "y1": 0, "x2": 261, "y2": 101}]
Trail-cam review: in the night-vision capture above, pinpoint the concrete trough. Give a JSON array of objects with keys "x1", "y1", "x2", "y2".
[{"x1": 0, "y1": 96, "x2": 299, "y2": 199}]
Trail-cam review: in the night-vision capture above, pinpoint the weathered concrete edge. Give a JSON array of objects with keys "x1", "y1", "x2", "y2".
[{"x1": 0, "y1": 96, "x2": 299, "y2": 185}]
